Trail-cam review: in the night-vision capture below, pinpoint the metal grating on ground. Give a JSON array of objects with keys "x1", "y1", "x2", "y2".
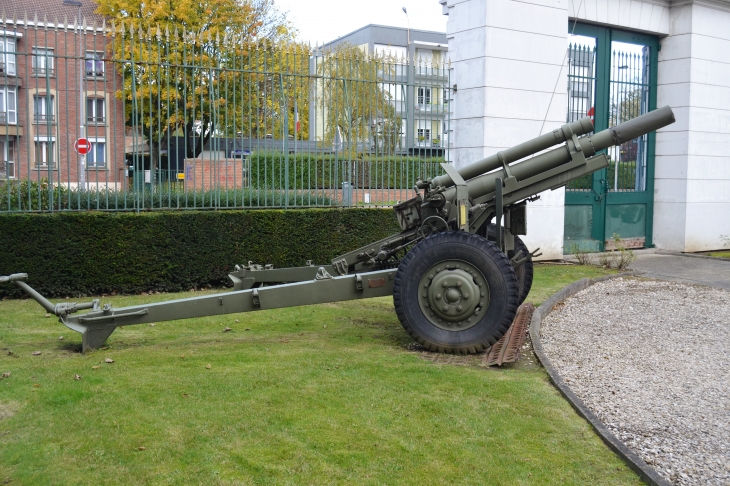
[{"x1": 484, "y1": 302, "x2": 535, "y2": 367}]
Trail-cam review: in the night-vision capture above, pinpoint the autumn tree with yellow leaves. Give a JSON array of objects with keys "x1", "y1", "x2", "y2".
[
  {"x1": 96, "y1": 0, "x2": 299, "y2": 170},
  {"x1": 315, "y1": 44, "x2": 402, "y2": 157}
]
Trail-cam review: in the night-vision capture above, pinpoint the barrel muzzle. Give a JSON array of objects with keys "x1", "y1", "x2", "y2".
[{"x1": 609, "y1": 105, "x2": 675, "y2": 146}]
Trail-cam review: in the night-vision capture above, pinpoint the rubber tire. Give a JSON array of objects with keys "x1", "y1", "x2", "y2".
[
  {"x1": 478, "y1": 224, "x2": 534, "y2": 306},
  {"x1": 393, "y1": 231, "x2": 519, "y2": 354}
]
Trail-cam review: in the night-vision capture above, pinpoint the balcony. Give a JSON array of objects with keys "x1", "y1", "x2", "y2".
[
  {"x1": 32, "y1": 67, "x2": 56, "y2": 77},
  {"x1": 0, "y1": 112, "x2": 17, "y2": 125},
  {"x1": 416, "y1": 139, "x2": 443, "y2": 148},
  {"x1": 0, "y1": 160, "x2": 15, "y2": 179},
  {"x1": 415, "y1": 103, "x2": 447, "y2": 115},
  {"x1": 33, "y1": 114, "x2": 55, "y2": 124},
  {"x1": 414, "y1": 68, "x2": 449, "y2": 81}
]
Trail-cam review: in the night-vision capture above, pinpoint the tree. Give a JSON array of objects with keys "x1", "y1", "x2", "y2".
[
  {"x1": 371, "y1": 118, "x2": 402, "y2": 153},
  {"x1": 611, "y1": 87, "x2": 646, "y2": 162},
  {"x1": 612, "y1": 86, "x2": 645, "y2": 127},
  {"x1": 218, "y1": 40, "x2": 311, "y2": 143},
  {"x1": 96, "y1": 0, "x2": 295, "y2": 173},
  {"x1": 315, "y1": 45, "x2": 402, "y2": 156}
]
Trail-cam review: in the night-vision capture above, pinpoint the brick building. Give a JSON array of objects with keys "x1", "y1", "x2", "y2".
[{"x1": 1, "y1": 0, "x2": 125, "y2": 188}]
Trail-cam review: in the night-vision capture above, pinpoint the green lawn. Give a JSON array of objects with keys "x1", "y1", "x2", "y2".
[
  {"x1": 0, "y1": 264, "x2": 639, "y2": 485},
  {"x1": 707, "y1": 250, "x2": 730, "y2": 259}
]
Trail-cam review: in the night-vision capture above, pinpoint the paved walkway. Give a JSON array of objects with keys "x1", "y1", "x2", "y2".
[
  {"x1": 563, "y1": 249, "x2": 730, "y2": 290},
  {"x1": 630, "y1": 251, "x2": 730, "y2": 290}
]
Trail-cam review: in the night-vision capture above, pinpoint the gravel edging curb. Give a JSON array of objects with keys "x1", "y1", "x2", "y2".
[
  {"x1": 529, "y1": 273, "x2": 672, "y2": 486},
  {"x1": 654, "y1": 249, "x2": 730, "y2": 261}
]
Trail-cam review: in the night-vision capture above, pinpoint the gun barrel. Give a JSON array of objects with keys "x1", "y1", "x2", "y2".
[
  {"x1": 430, "y1": 116, "x2": 594, "y2": 188},
  {"x1": 589, "y1": 105, "x2": 675, "y2": 149},
  {"x1": 443, "y1": 105, "x2": 675, "y2": 202}
]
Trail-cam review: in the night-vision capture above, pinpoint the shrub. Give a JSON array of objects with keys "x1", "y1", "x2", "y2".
[
  {"x1": 0, "y1": 180, "x2": 335, "y2": 212},
  {"x1": 569, "y1": 243, "x2": 594, "y2": 266},
  {"x1": 597, "y1": 234, "x2": 636, "y2": 270},
  {"x1": 247, "y1": 152, "x2": 444, "y2": 190},
  {"x1": 0, "y1": 208, "x2": 401, "y2": 298}
]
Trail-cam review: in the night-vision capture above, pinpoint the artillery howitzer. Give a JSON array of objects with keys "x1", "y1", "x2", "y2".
[{"x1": 2, "y1": 106, "x2": 675, "y2": 354}]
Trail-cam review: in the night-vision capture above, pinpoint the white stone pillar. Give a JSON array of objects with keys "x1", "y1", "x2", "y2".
[
  {"x1": 654, "y1": 2, "x2": 730, "y2": 252},
  {"x1": 442, "y1": 0, "x2": 569, "y2": 259}
]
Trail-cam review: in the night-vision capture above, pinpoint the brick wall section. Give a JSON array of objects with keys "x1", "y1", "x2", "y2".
[{"x1": 184, "y1": 158, "x2": 247, "y2": 191}]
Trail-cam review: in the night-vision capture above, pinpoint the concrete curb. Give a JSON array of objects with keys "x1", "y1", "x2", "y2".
[
  {"x1": 562, "y1": 248, "x2": 659, "y2": 264},
  {"x1": 529, "y1": 273, "x2": 672, "y2": 486},
  {"x1": 655, "y1": 249, "x2": 730, "y2": 262}
]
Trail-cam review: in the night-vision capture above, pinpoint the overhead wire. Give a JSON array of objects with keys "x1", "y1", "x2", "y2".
[{"x1": 538, "y1": 0, "x2": 586, "y2": 137}]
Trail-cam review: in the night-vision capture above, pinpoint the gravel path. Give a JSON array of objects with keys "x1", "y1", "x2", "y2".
[{"x1": 540, "y1": 278, "x2": 730, "y2": 486}]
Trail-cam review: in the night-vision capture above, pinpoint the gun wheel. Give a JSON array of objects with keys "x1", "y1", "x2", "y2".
[
  {"x1": 393, "y1": 231, "x2": 519, "y2": 354},
  {"x1": 478, "y1": 224, "x2": 534, "y2": 306}
]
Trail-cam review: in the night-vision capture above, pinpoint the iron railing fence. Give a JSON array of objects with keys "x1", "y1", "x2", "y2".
[
  {"x1": 566, "y1": 43, "x2": 596, "y2": 192},
  {"x1": 566, "y1": 42, "x2": 651, "y2": 193},
  {"x1": 0, "y1": 14, "x2": 450, "y2": 212},
  {"x1": 608, "y1": 47, "x2": 651, "y2": 193}
]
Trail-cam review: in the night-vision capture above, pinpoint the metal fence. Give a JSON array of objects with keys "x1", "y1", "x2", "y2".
[
  {"x1": 608, "y1": 47, "x2": 650, "y2": 192},
  {"x1": 565, "y1": 42, "x2": 650, "y2": 192},
  {"x1": 0, "y1": 14, "x2": 450, "y2": 212},
  {"x1": 565, "y1": 43, "x2": 596, "y2": 192}
]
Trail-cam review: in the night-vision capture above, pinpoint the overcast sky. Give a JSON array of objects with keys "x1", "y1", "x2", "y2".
[{"x1": 274, "y1": 0, "x2": 448, "y2": 45}]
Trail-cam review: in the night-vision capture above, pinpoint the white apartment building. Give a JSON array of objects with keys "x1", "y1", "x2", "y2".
[{"x1": 315, "y1": 24, "x2": 450, "y2": 156}]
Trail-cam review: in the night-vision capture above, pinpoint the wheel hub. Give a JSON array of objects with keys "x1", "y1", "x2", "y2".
[{"x1": 418, "y1": 260, "x2": 489, "y2": 331}]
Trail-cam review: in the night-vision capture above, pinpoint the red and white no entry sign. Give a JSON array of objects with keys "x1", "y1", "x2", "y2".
[{"x1": 74, "y1": 138, "x2": 91, "y2": 155}]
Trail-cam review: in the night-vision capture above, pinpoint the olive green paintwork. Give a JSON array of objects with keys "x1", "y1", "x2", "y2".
[
  {"x1": 417, "y1": 259, "x2": 489, "y2": 331},
  {"x1": 1, "y1": 106, "x2": 675, "y2": 352}
]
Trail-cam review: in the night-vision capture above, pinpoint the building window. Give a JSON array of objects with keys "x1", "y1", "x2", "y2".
[
  {"x1": 87, "y1": 97, "x2": 105, "y2": 124},
  {"x1": 417, "y1": 128, "x2": 430, "y2": 142},
  {"x1": 0, "y1": 86, "x2": 17, "y2": 124},
  {"x1": 85, "y1": 52, "x2": 104, "y2": 78},
  {"x1": 418, "y1": 87, "x2": 431, "y2": 105},
  {"x1": 33, "y1": 95, "x2": 55, "y2": 123},
  {"x1": 570, "y1": 80, "x2": 591, "y2": 98},
  {"x1": 0, "y1": 37, "x2": 16, "y2": 76},
  {"x1": 0, "y1": 139, "x2": 15, "y2": 178},
  {"x1": 87, "y1": 139, "x2": 106, "y2": 168},
  {"x1": 32, "y1": 48, "x2": 55, "y2": 76},
  {"x1": 35, "y1": 139, "x2": 56, "y2": 168}
]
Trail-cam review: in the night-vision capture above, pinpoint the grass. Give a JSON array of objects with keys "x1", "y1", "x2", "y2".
[
  {"x1": 527, "y1": 263, "x2": 616, "y2": 306},
  {"x1": 707, "y1": 250, "x2": 730, "y2": 259},
  {"x1": 0, "y1": 264, "x2": 637, "y2": 485}
]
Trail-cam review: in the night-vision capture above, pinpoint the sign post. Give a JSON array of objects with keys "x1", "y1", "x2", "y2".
[
  {"x1": 74, "y1": 138, "x2": 91, "y2": 155},
  {"x1": 74, "y1": 138, "x2": 90, "y2": 190}
]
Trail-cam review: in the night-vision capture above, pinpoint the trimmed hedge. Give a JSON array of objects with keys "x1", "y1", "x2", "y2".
[
  {"x1": 0, "y1": 179, "x2": 335, "y2": 212},
  {"x1": 0, "y1": 208, "x2": 401, "y2": 298},
  {"x1": 248, "y1": 152, "x2": 444, "y2": 190}
]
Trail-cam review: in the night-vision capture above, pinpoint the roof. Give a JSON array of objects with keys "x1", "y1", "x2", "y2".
[
  {"x1": 3, "y1": 0, "x2": 105, "y2": 26},
  {"x1": 322, "y1": 24, "x2": 447, "y2": 51}
]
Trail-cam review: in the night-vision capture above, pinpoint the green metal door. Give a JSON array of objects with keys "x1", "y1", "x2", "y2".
[{"x1": 564, "y1": 24, "x2": 658, "y2": 252}]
